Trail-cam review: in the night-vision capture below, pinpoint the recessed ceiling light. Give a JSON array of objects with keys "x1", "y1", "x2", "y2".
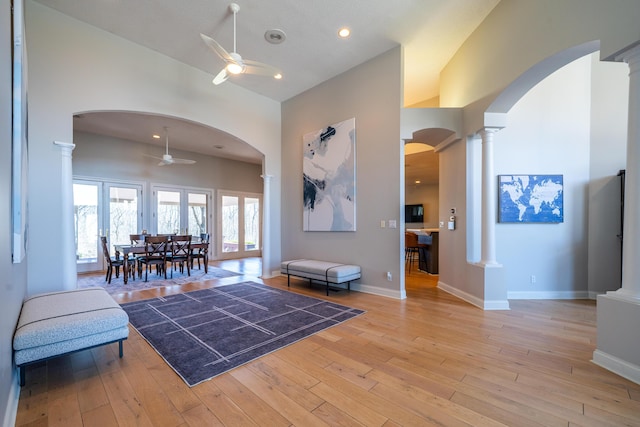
[
  {"x1": 265, "y1": 29, "x2": 286, "y2": 44},
  {"x1": 152, "y1": 134, "x2": 161, "y2": 139},
  {"x1": 415, "y1": 180, "x2": 421, "y2": 184},
  {"x1": 214, "y1": 145, "x2": 224, "y2": 149},
  {"x1": 274, "y1": 73, "x2": 282, "y2": 80},
  {"x1": 338, "y1": 27, "x2": 350, "y2": 38}
]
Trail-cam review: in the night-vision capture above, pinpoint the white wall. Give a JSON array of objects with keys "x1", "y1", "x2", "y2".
[
  {"x1": 495, "y1": 56, "x2": 592, "y2": 298},
  {"x1": 282, "y1": 48, "x2": 404, "y2": 298},
  {"x1": 25, "y1": 1, "x2": 282, "y2": 295}
]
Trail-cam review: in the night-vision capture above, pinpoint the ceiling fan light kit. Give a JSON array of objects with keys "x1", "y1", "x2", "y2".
[
  {"x1": 201, "y1": 2, "x2": 282, "y2": 86},
  {"x1": 147, "y1": 127, "x2": 196, "y2": 166}
]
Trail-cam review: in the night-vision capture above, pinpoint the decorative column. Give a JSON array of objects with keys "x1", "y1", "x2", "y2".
[
  {"x1": 479, "y1": 128, "x2": 500, "y2": 266},
  {"x1": 261, "y1": 174, "x2": 272, "y2": 278},
  {"x1": 614, "y1": 45, "x2": 640, "y2": 301},
  {"x1": 593, "y1": 44, "x2": 640, "y2": 384},
  {"x1": 53, "y1": 141, "x2": 77, "y2": 290}
]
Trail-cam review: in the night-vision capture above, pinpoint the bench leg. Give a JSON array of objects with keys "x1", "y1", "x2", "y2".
[
  {"x1": 19, "y1": 366, "x2": 25, "y2": 386},
  {"x1": 119, "y1": 340, "x2": 124, "y2": 358},
  {"x1": 287, "y1": 274, "x2": 290, "y2": 287},
  {"x1": 326, "y1": 281, "x2": 330, "y2": 296}
]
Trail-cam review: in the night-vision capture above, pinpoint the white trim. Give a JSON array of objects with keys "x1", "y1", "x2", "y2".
[
  {"x1": 508, "y1": 290, "x2": 590, "y2": 300},
  {"x1": 353, "y1": 283, "x2": 405, "y2": 300},
  {"x1": 438, "y1": 280, "x2": 510, "y2": 310},
  {"x1": 3, "y1": 369, "x2": 20, "y2": 427},
  {"x1": 592, "y1": 349, "x2": 640, "y2": 385}
]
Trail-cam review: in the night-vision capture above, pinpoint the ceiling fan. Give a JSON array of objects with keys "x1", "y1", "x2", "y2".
[
  {"x1": 149, "y1": 127, "x2": 196, "y2": 166},
  {"x1": 200, "y1": 2, "x2": 282, "y2": 85}
]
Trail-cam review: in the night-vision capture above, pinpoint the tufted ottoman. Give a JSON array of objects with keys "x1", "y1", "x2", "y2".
[
  {"x1": 13, "y1": 287, "x2": 129, "y2": 386},
  {"x1": 281, "y1": 259, "x2": 361, "y2": 295}
]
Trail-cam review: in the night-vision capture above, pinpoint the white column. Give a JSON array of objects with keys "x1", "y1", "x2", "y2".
[
  {"x1": 614, "y1": 45, "x2": 640, "y2": 301},
  {"x1": 479, "y1": 128, "x2": 500, "y2": 266},
  {"x1": 53, "y1": 141, "x2": 78, "y2": 290},
  {"x1": 260, "y1": 174, "x2": 272, "y2": 278}
]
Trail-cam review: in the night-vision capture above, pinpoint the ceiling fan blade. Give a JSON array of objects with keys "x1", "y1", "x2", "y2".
[
  {"x1": 243, "y1": 59, "x2": 281, "y2": 77},
  {"x1": 212, "y1": 68, "x2": 229, "y2": 85},
  {"x1": 200, "y1": 33, "x2": 234, "y2": 63},
  {"x1": 172, "y1": 158, "x2": 196, "y2": 165}
]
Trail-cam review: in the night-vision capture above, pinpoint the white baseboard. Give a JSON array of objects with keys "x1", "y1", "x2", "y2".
[
  {"x1": 3, "y1": 368, "x2": 20, "y2": 427},
  {"x1": 352, "y1": 283, "x2": 405, "y2": 300},
  {"x1": 508, "y1": 290, "x2": 590, "y2": 299},
  {"x1": 593, "y1": 349, "x2": 640, "y2": 385},
  {"x1": 438, "y1": 281, "x2": 510, "y2": 310}
]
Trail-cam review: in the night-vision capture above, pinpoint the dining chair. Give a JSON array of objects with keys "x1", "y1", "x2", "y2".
[
  {"x1": 138, "y1": 235, "x2": 169, "y2": 282},
  {"x1": 191, "y1": 233, "x2": 210, "y2": 272},
  {"x1": 100, "y1": 236, "x2": 135, "y2": 284},
  {"x1": 167, "y1": 235, "x2": 192, "y2": 278},
  {"x1": 129, "y1": 233, "x2": 147, "y2": 277}
]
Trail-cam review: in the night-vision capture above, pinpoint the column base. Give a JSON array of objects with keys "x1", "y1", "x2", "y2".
[{"x1": 593, "y1": 294, "x2": 640, "y2": 385}]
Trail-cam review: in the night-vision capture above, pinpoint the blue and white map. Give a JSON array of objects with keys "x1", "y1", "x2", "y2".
[{"x1": 499, "y1": 175, "x2": 563, "y2": 223}]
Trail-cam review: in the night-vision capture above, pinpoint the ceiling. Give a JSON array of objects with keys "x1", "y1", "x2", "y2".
[{"x1": 38, "y1": 0, "x2": 498, "y2": 170}]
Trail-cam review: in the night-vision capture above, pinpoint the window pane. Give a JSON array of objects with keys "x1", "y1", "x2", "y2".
[
  {"x1": 109, "y1": 187, "x2": 138, "y2": 249},
  {"x1": 222, "y1": 196, "x2": 238, "y2": 253},
  {"x1": 244, "y1": 197, "x2": 259, "y2": 251},
  {"x1": 188, "y1": 193, "x2": 207, "y2": 237},
  {"x1": 73, "y1": 183, "x2": 98, "y2": 263},
  {"x1": 158, "y1": 190, "x2": 180, "y2": 234}
]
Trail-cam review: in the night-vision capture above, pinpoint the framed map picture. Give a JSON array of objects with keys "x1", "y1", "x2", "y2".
[
  {"x1": 498, "y1": 175, "x2": 563, "y2": 223},
  {"x1": 302, "y1": 118, "x2": 356, "y2": 231}
]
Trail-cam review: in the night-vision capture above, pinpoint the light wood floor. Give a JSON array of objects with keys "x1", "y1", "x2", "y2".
[{"x1": 15, "y1": 258, "x2": 640, "y2": 426}]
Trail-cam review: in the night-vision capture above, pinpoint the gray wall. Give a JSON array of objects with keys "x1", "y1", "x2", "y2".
[
  {"x1": 282, "y1": 48, "x2": 404, "y2": 298},
  {"x1": 73, "y1": 131, "x2": 263, "y2": 194},
  {"x1": 1, "y1": 0, "x2": 28, "y2": 422}
]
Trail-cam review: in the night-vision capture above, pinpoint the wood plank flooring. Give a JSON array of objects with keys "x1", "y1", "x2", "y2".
[{"x1": 15, "y1": 258, "x2": 640, "y2": 426}]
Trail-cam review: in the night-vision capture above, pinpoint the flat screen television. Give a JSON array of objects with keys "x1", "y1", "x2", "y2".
[{"x1": 405, "y1": 204, "x2": 424, "y2": 223}]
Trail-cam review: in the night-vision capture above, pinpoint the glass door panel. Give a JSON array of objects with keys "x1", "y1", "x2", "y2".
[
  {"x1": 218, "y1": 191, "x2": 261, "y2": 260},
  {"x1": 107, "y1": 185, "x2": 141, "y2": 252},
  {"x1": 244, "y1": 197, "x2": 260, "y2": 251},
  {"x1": 222, "y1": 196, "x2": 239, "y2": 253},
  {"x1": 157, "y1": 190, "x2": 181, "y2": 234},
  {"x1": 73, "y1": 182, "x2": 101, "y2": 272},
  {"x1": 188, "y1": 192, "x2": 207, "y2": 237}
]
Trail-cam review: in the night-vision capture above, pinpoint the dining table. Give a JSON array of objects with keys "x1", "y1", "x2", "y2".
[{"x1": 114, "y1": 240, "x2": 209, "y2": 284}]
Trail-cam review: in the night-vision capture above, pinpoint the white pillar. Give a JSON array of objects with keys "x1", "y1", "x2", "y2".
[
  {"x1": 53, "y1": 141, "x2": 77, "y2": 290},
  {"x1": 614, "y1": 45, "x2": 640, "y2": 301},
  {"x1": 479, "y1": 128, "x2": 500, "y2": 266},
  {"x1": 261, "y1": 174, "x2": 272, "y2": 278}
]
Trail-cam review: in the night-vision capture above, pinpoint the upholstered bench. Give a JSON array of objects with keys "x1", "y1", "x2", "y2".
[
  {"x1": 13, "y1": 287, "x2": 129, "y2": 386},
  {"x1": 281, "y1": 259, "x2": 361, "y2": 295}
]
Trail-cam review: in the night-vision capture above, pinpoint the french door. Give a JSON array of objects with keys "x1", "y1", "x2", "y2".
[
  {"x1": 73, "y1": 180, "x2": 142, "y2": 272},
  {"x1": 217, "y1": 190, "x2": 262, "y2": 260},
  {"x1": 152, "y1": 185, "x2": 211, "y2": 238}
]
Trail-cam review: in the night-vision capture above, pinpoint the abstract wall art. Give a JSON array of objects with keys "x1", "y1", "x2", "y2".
[{"x1": 303, "y1": 118, "x2": 356, "y2": 231}]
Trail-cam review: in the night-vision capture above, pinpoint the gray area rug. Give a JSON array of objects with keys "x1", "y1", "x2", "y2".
[
  {"x1": 120, "y1": 281, "x2": 365, "y2": 386},
  {"x1": 77, "y1": 267, "x2": 241, "y2": 295}
]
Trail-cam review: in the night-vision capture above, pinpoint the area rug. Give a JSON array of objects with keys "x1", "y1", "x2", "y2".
[
  {"x1": 120, "y1": 281, "x2": 365, "y2": 386},
  {"x1": 77, "y1": 267, "x2": 241, "y2": 295}
]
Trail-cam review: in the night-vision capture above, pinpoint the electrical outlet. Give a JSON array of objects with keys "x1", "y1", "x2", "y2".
[
  {"x1": 530, "y1": 275, "x2": 536, "y2": 284},
  {"x1": 386, "y1": 271, "x2": 392, "y2": 281}
]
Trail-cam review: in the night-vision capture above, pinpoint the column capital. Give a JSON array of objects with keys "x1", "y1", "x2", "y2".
[
  {"x1": 53, "y1": 141, "x2": 76, "y2": 157},
  {"x1": 260, "y1": 174, "x2": 274, "y2": 182},
  {"x1": 477, "y1": 127, "x2": 502, "y2": 138}
]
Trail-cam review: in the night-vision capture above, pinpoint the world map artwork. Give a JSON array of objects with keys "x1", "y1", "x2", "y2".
[{"x1": 498, "y1": 175, "x2": 563, "y2": 223}]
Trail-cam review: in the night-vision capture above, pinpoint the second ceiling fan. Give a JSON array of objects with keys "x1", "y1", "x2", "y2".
[{"x1": 200, "y1": 2, "x2": 282, "y2": 85}]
